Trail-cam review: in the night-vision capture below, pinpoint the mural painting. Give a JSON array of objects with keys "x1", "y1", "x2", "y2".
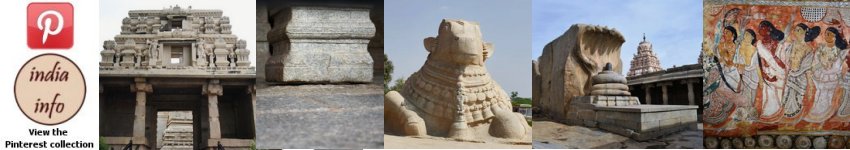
[{"x1": 703, "y1": 1, "x2": 850, "y2": 148}]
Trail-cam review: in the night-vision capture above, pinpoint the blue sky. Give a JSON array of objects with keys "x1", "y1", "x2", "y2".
[
  {"x1": 386, "y1": 0, "x2": 532, "y2": 97},
  {"x1": 532, "y1": 0, "x2": 703, "y2": 73}
]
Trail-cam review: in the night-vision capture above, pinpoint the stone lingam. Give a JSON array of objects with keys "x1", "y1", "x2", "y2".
[
  {"x1": 568, "y1": 63, "x2": 698, "y2": 141},
  {"x1": 384, "y1": 19, "x2": 531, "y2": 142}
]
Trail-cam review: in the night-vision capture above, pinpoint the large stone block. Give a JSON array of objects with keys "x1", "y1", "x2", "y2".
[
  {"x1": 265, "y1": 6, "x2": 375, "y2": 83},
  {"x1": 536, "y1": 24, "x2": 625, "y2": 121}
]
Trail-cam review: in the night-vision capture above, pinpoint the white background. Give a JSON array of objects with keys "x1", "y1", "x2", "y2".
[
  {"x1": 2, "y1": 0, "x2": 257, "y2": 149},
  {"x1": 0, "y1": 0, "x2": 100, "y2": 149}
]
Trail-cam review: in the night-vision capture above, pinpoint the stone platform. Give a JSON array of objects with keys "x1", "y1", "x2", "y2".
[{"x1": 566, "y1": 96, "x2": 698, "y2": 141}]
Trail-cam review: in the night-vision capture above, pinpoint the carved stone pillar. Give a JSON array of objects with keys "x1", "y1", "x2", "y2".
[
  {"x1": 684, "y1": 79, "x2": 696, "y2": 105},
  {"x1": 659, "y1": 82, "x2": 671, "y2": 105},
  {"x1": 248, "y1": 85, "x2": 256, "y2": 136},
  {"x1": 130, "y1": 78, "x2": 153, "y2": 138},
  {"x1": 203, "y1": 80, "x2": 223, "y2": 139},
  {"x1": 643, "y1": 84, "x2": 653, "y2": 104},
  {"x1": 265, "y1": 6, "x2": 375, "y2": 83}
]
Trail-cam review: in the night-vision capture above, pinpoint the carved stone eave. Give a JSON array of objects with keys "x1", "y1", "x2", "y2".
[
  {"x1": 265, "y1": 6, "x2": 375, "y2": 83},
  {"x1": 266, "y1": 7, "x2": 376, "y2": 43},
  {"x1": 99, "y1": 68, "x2": 256, "y2": 78},
  {"x1": 128, "y1": 9, "x2": 223, "y2": 18},
  {"x1": 112, "y1": 34, "x2": 239, "y2": 44}
]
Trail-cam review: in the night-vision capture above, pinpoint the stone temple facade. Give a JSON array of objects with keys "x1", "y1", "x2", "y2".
[
  {"x1": 627, "y1": 34, "x2": 663, "y2": 77},
  {"x1": 623, "y1": 35, "x2": 703, "y2": 117},
  {"x1": 99, "y1": 5, "x2": 256, "y2": 150}
]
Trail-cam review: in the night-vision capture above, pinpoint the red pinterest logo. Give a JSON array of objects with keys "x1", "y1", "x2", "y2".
[{"x1": 27, "y1": 3, "x2": 74, "y2": 49}]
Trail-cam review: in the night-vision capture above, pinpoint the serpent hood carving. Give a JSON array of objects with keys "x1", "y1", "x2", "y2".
[{"x1": 535, "y1": 24, "x2": 625, "y2": 121}]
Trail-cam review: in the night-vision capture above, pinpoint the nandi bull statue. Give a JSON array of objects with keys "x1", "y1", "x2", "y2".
[{"x1": 385, "y1": 19, "x2": 531, "y2": 141}]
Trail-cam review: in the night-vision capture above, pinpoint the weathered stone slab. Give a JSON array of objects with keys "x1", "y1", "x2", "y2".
[
  {"x1": 265, "y1": 6, "x2": 375, "y2": 83},
  {"x1": 595, "y1": 104, "x2": 698, "y2": 141},
  {"x1": 567, "y1": 95, "x2": 698, "y2": 141},
  {"x1": 255, "y1": 85, "x2": 383, "y2": 149}
]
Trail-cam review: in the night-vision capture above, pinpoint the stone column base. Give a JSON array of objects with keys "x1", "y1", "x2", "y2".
[{"x1": 204, "y1": 138, "x2": 254, "y2": 150}]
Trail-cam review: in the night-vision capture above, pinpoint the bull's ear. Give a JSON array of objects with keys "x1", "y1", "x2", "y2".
[
  {"x1": 483, "y1": 42, "x2": 494, "y2": 60},
  {"x1": 424, "y1": 37, "x2": 437, "y2": 53}
]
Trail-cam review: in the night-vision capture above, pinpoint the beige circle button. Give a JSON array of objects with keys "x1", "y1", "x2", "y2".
[{"x1": 15, "y1": 53, "x2": 86, "y2": 125}]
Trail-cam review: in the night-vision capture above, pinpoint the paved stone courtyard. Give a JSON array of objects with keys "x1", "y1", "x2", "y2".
[
  {"x1": 532, "y1": 120, "x2": 703, "y2": 149},
  {"x1": 255, "y1": 84, "x2": 384, "y2": 149}
]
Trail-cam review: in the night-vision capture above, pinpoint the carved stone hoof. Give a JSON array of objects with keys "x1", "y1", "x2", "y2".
[
  {"x1": 403, "y1": 115, "x2": 426, "y2": 136},
  {"x1": 489, "y1": 107, "x2": 528, "y2": 139},
  {"x1": 384, "y1": 91, "x2": 427, "y2": 136}
]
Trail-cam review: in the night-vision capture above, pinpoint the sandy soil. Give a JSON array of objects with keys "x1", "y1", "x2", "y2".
[
  {"x1": 384, "y1": 135, "x2": 532, "y2": 149},
  {"x1": 532, "y1": 120, "x2": 703, "y2": 149}
]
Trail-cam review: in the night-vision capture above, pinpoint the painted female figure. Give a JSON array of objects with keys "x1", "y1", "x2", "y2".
[
  {"x1": 704, "y1": 25, "x2": 742, "y2": 125},
  {"x1": 804, "y1": 27, "x2": 846, "y2": 123},
  {"x1": 719, "y1": 26, "x2": 742, "y2": 88},
  {"x1": 782, "y1": 23, "x2": 818, "y2": 122},
  {"x1": 838, "y1": 33, "x2": 850, "y2": 121},
  {"x1": 755, "y1": 20, "x2": 786, "y2": 123},
  {"x1": 738, "y1": 29, "x2": 760, "y2": 121}
]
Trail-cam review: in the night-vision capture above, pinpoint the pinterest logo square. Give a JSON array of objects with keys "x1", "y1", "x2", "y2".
[{"x1": 27, "y1": 3, "x2": 73, "y2": 49}]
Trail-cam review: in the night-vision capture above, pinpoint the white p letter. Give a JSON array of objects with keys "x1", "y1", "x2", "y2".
[{"x1": 37, "y1": 10, "x2": 64, "y2": 45}]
